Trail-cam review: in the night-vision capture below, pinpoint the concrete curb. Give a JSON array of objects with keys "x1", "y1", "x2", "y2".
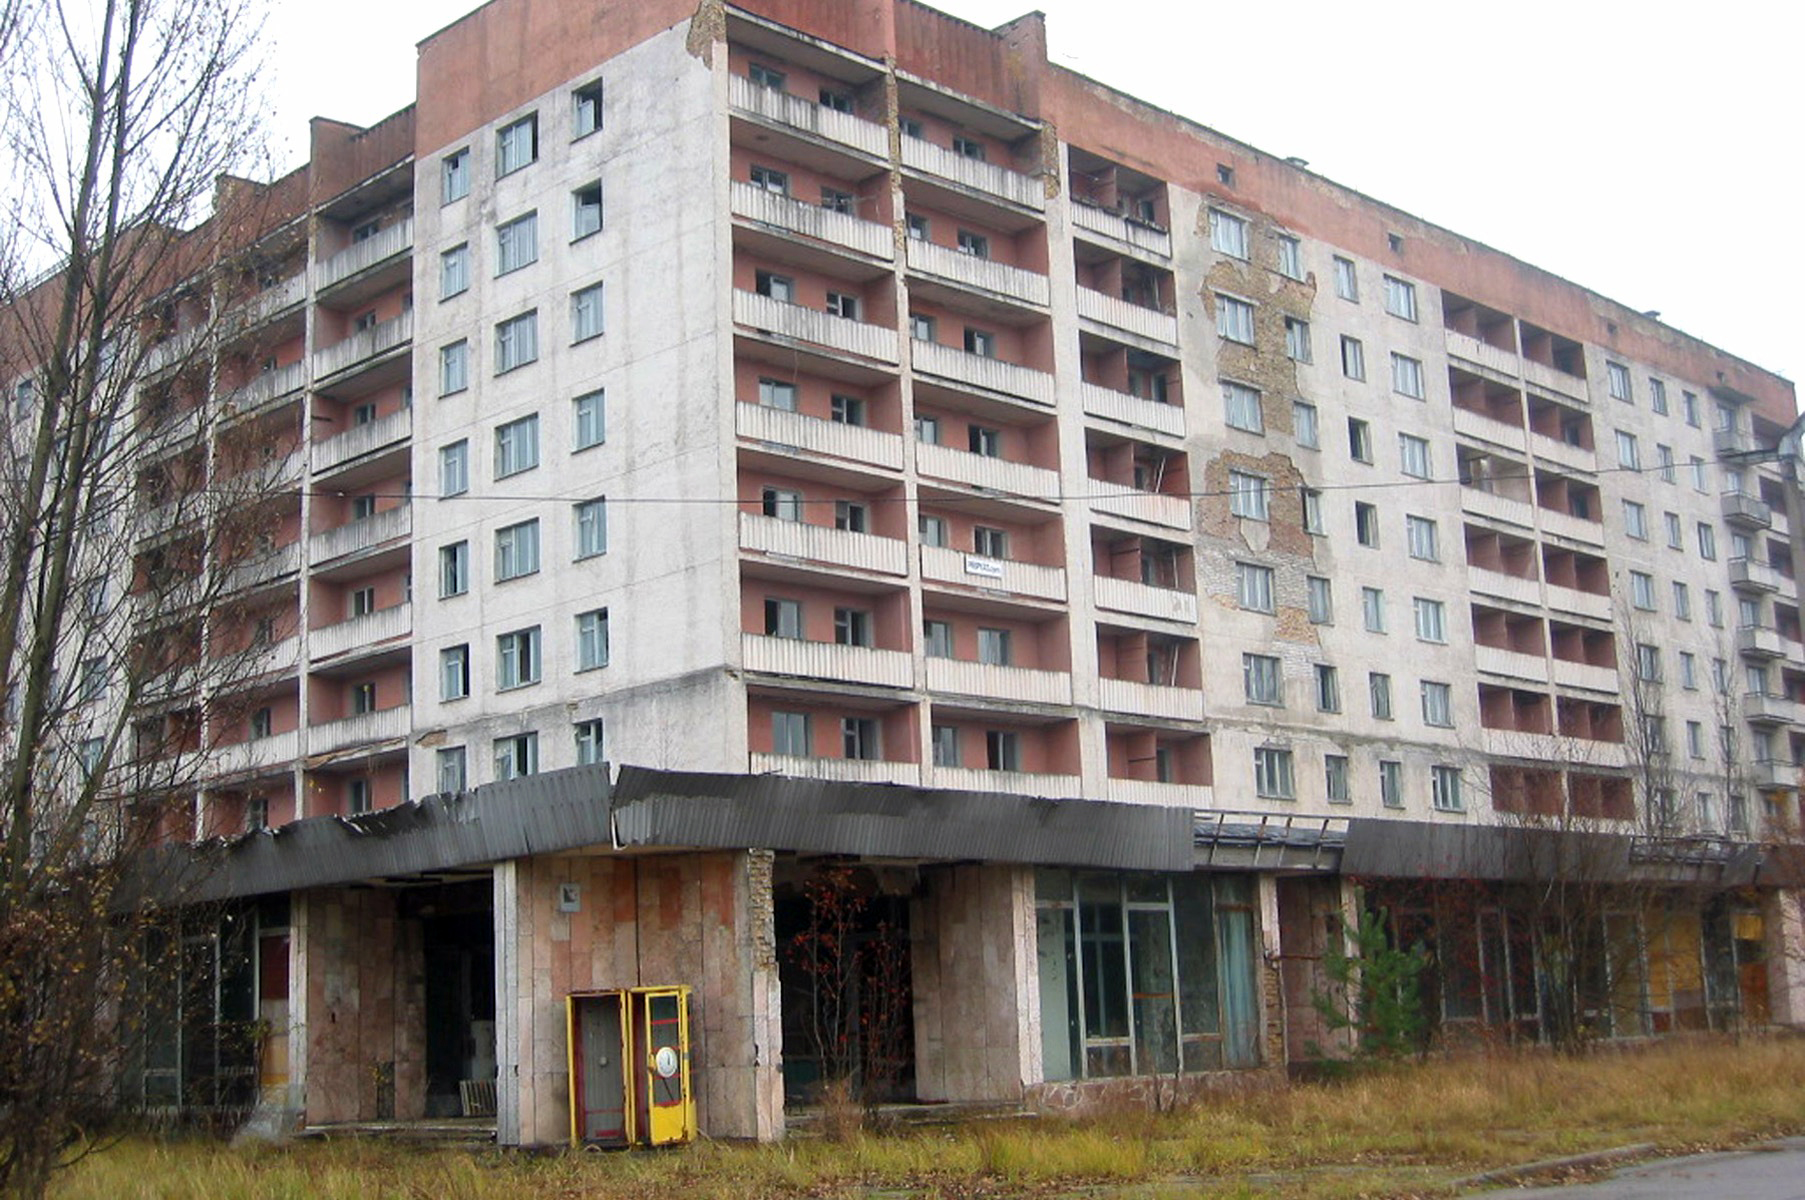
[{"x1": 1453, "y1": 1142, "x2": 1657, "y2": 1190}]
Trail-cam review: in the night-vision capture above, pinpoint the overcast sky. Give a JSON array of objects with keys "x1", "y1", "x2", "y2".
[{"x1": 266, "y1": 0, "x2": 1801, "y2": 382}]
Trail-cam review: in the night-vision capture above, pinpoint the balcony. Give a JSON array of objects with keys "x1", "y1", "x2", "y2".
[
  {"x1": 1460, "y1": 489, "x2": 1535, "y2": 530},
  {"x1": 308, "y1": 705, "x2": 409, "y2": 756},
  {"x1": 741, "y1": 634, "x2": 913, "y2": 689},
  {"x1": 1544, "y1": 584, "x2": 1612, "y2": 622},
  {"x1": 749, "y1": 752, "x2": 920, "y2": 785},
  {"x1": 735, "y1": 402, "x2": 903, "y2": 472},
  {"x1": 1551, "y1": 658, "x2": 1620, "y2": 694},
  {"x1": 1729, "y1": 558, "x2": 1786, "y2": 593},
  {"x1": 1444, "y1": 330, "x2": 1519, "y2": 379},
  {"x1": 314, "y1": 408, "x2": 411, "y2": 475},
  {"x1": 739, "y1": 512, "x2": 907, "y2": 577},
  {"x1": 1080, "y1": 382, "x2": 1185, "y2": 440},
  {"x1": 232, "y1": 274, "x2": 306, "y2": 331},
  {"x1": 1474, "y1": 645, "x2": 1549, "y2": 685},
  {"x1": 929, "y1": 766, "x2": 1080, "y2": 798},
  {"x1": 229, "y1": 634, "x2": 302, "y2": 682},
  {"x1": 313, "y1": 310, "x2": 412, "y2": 380},
  {"x1": 920, "y1": 544, "x2": 1066, "y2": 602},
  {"x1": 925, "y1": 658, "x2": 1072, "y2": 706},
  {"x1": 1482, "y1": 729, "x2": 1627, "y2": 769},
  {"x1": 210, "y1": 730, "x2": 300, "y2": 779},
  {"x1": 729, "y1": 181, "x2": 892, "y2": 260},
  {"x1": 1743, "y1": 692, "x2": 1803, "y2": 727},
  {"x1": 1749, "y1": 760, "x2": 1801, "y2": 791},
  {"x1": 1069, "y1": 199, "x2": 1171, "y2": 260},
  {"x1": 1713, "y1": 428, "x2": 1751, "y2": 457},
  {"x1": 900, "y1": 134, "x2": 1044, "y2": 211},
  {"x1": 1528, "y1": 432, "x2": 1597, "y2": 474},
  {"x1": 729, "y1": 74, "x2": 888, "y2": 160},
  {"x1": 1737, "y1": 625, "x2": 1787, "y2": 659},
  {"x1": 311, "y1": 603, "x2": 412, "y2": 662},
  {"x1": 1086, "y1": 481, "x2": 1192, "y2": 532},
  {"x1": 1451, "y1": 406, "x2": 1526, "y2": 452},
  {"x1": 1721, "y1": 492, "x2": 1774, "y2": 529},
  {"x1": 733, "y1": 289, "x2": 897, "y2": 364},
  {"x1": 219, "y1": 540, "x2": 301, "y2": 593},
  {"x1": 1092, "y1": 575, "x2": 1198, "y2": 624},
  {"x1": 308, "y1": 504, "x2": 411, "y2": 567},
  {"x1": 222, "y1": 362, "x2": 305, "y2": 421},
  {"x1": 1469, "y1": 568, "x2": 1541, "y2": 607},
  {"x1": 1536, "y1": 508, "x2": 1605, "y2": 548},
  {"x1": 1095, "y1": 677, "x2": 1204, "y2": 722},
  {"x1": 915, "y1": 441, "x2": 1056, "y2": 501},
  {"x1": 1104, "y1": 778, "x2": 1212, "y2": 809},
  {"x1": 906, "y1": 239, "x2": 1049, "y2": 307},
  {"x1": 1074, "y1": 287, "x2": 1179, "y2": 347},
  {"x1": 910, "y1": 340, "x2": 1054, "y2": 406},
  {"x1": 1518, "y1": 357, "x2": 1586, "y2": 403},
  {"x1": 314, "y1": 218, "x2": 414, "y2": 293}
]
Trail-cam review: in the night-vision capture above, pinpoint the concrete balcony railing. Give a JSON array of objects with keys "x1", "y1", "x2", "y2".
[
  {"x1": 900, "y1": 134, "x2": 1044, "y2": 211},
  {"x1": 925, "y1": 658, "x2": 1072, "y2": 706},
  {"x1": 1721, "y1": 491, "x2": 1774, "y2": 529},
  {"x1": 310, "y1": 603, "x2": 412, "y2": 662},
  {"x1": 227, "y1": 634, "x2": 301, "y2": 682},
  {"x1": 1551, "y1": 658, "x2": 1620, "y2": 693},
  {"x1": 1519, "y1": 356, "x2": 1587, "y2": 403},
  {"x1": 749, "y1": 753, "x2": 921, "y2": 786},
  {"x1": 1743, "y1": 692, "x2": 1803, "y2": 727},
  {"x1": 1737, "y1": 625, "x2": 1787, "y2": 659},
  {"x1": 729, "y1": 74, "x2": 888, "y2": 159},
  {"x1": 914, "y1": 441, "x2": 1057, "y2": 501},
  {"x1": 906, "y1": 239, "x2": 1050, "y2": 307},
  {"x1": 314, "y1": 218, "x2": 414, "y2": 292},
  {"x1": 910, "y1": 339, "x2": 1054, "y2": 406},
  {"x1": 313, "y1": 310, "x2": 412, "y2": 379},
  {"x1": 1079, "y1": 382, "x2": 1186, "y2": 440},
  {"x1": 1075, "y1": 286, "x2": 1179, "y2": 347},
  {"x1": 1544, "y1": 583, "x2": 1612, "y2": 622},
  {"x1": 1482, "y1": 729, "x2": 1627, "y2": 769},
  {"x1": 308, "y1": 504, "x2": 411, "y2": 567},
  {"x1": 741, "y1": 634, "x2": 913, "y2": 690},
  {"x1": 919, "y1": 544, "x2": 1067, "y2": 602},
  {"x1": 1713, "y1": 428, "x2": 1752, "y2": 457},
  {"x1": 1069, "y1": 199, "x2": 1172, "y2": 259},
  {"x1": 1092, "y1": 574, "x2": 1199, "y2": 624},
  {"x1": 739, "y1": 512, "x2": 908, "y2": 577},
  {"x1": 930, "y1": 765, "x2": 1080, "y2": 798},
  {"x1": 222, "y1": 362, "x2": 306, "y2": 421},
  {"x1": 219, "y1": 541, "x2": 301, "y2": 593},
  {"x1": 307, "y1": 705, "x2": 409, "y2": 756},
  {"x1": 1469, "y1": 567, "x2": 1541, "y2": 607},
  {"x1": 729, "y1": 181, "x2": 892, "y2": 260},
  {"x1": 1460, "y1": 488, "x2": 1536, "y2": 529},
  {"x1": 141, "y1": 325, "x2": 206, "y2": 376},
  {"x1": 1444, "y1": 330, "x2": 1520, "y2": 379},
  {"x1": 1536, "y1": 507, "x2": 1605, "y2": 547},
  {"x1": 1086, "y1": 480, "x2": 1193, "y2": 532},
  {"x1": 1474, "y1": 644, "x2": 1549, "y2": 684},
  {"x1": 1749, "y1": 760, "x2": 1802, "y2": 791},
  {"x1": 1528, "y1": 432, "x2": 1598, "y2": 474},
  {"x1": 313, "y1": 408, "x2": 412, "y2": 475},
  {"x1": 230, "y1": 274, "x2": 306, "y2": 331},
  {"x1": 1729, "y1": 557, "x2": 1786, "y2": 593},
  {"x1": 1104, "y1": 778, "x2": 1213, "y2": 809},
  {"x1": 210, "y1": 730, "x2": 300, "y2": 780},
  {"x1": 735, "y1": 402, "x2": 904, "y2": 472},
  {"x1": 733, "y1": 289, "x2": 897, "y2": 363},
  {"x1": 1451, "y1": 405, "x2": 1526, "y2": 452},
  {"x1": 1095, "y1": 677, "x2": 1205, "y2": 722}
]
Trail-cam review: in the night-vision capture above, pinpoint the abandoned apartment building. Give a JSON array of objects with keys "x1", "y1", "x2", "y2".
[{"x1": 34, "y1": 0, "x2": 1805, "y2": 1147}]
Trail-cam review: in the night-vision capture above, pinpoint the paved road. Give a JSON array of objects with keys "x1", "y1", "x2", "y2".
[{"x1": 1495, "y1": 1137, "x2": 1805, "y2": 1198}]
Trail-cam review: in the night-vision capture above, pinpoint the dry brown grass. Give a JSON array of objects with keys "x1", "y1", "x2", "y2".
[{"x1": 53, "y1": 1034, "x2": 1805, "y2": 1199}]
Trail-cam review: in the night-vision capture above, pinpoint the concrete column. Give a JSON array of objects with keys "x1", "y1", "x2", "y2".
[
  {"x1": 1255, "y1": 873, "x2": 1284, "y2": 1069},
  {"x1": 912, "y1": 863, "x2": 1034, "y2": 1103},
  {"x1": 1763, "y1": 887, "x2": 1805, "y2": 1028},
  {"x1": 493, "y1": 860, "x2": 522, "y2": 1144}
]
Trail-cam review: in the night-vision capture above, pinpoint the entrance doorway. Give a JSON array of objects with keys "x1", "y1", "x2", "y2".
[{"x1": 411, "y1": 883, "x2": 495, "y2": 1118}]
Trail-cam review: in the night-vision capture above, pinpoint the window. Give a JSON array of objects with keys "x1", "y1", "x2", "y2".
[
  {"x1": 249, "y1": 707, "x2": 272, "y2": 740},
  {"x1": 494, "y1": 519, "x2": 541, "y2": 581},
  {"x1": 440, "y1": 244, "x2": 470, "y2": 299},
  {"x1": 1683, "y1": 391, "x2": 1701, "y2": 426},
  {"x1": 1243, "y1": 653, "x2": 1282, "y2": 705},
  {"x1": 497, "y1": 114, "x2": 538, "y2": 177},
  {"x1": 1293, "y1": 401, "x2": 1319, "y2": 449},
  {"x1": 439, "y1": 440, "x2": 469, "y2": 497},
  {"x1": 820, "y1": 395, "x2": 864, "y2": 429},
  {"x1": 931, "y1": 725, "x2": 959, "y2": 767},
  {"x1": 1406, "y1": 515, "x2": 1439, "y2": 561},
  {"x1": 79, "y1": 657, "x2": 106, "y2": 702},
  {"x1": 349, "y1": 587, "x2": 376, "y2": 618},
  {"x1": 951, "y1": 136, "x2": 985, "y2": 161},
  {"x1": 1628, "y1": 570, "x2": 1655, "y2": 610},
  {"x1": 1369, "y1": 671, "x2": 1394, "y2": 720},
  {"x1": 1254, "y1": 746, "x2": 1295, "y2": 799},
  {"x1": 1697, "y1": 522, "x2": 1717, "y2": 560},
  {"x1": 1306, "y1": 575, "x2": 1333, "y2": 624},
  {"x1": 829, "y1": 607, "x2": 872, "y2": 649},
  {"x1": 923, "y1": 619, "x2": 953, "y2": 658},
  {"x1": 496, "y1": 626, "x2": 542, "y2": 689},
  {"x1": 955, "y1": 229, "x2": 989, "y2": 258},
  {"x1": 976, "y1": 626, "x2": 1012, "y2": 666},
  {"x1": 764, "y1": 597, "x2": 802, "y2": 639},
  {"x1": 825, "y1": 291, "x2": 859, "y2": 320},
  {"x1": 347, "y1": 779, "x2": 372, "y2": 816},
  {"x1": 573, "y1": 80, "x2": 603, "y2": 136},
  {"x1": 1672, "y1": 581, "x2": 1692, "y2": 621},
  {"x1": 748, "y1": 61, "x2": 785, "y2": 90},
  {"x1": 495, "y1": 311, "x2": 538, "y2": 372},
  {"x1": 821, "y1": 188, "x2": 854, "y2": 214},
  {"x1": 1348, "y1": 417, "x2": 1373, "y2": 462},
  {"x1": 440, "y1": 645, "x2": 470, "y2": 701},
  {"x1": 918, "y1": 515, "x2": 948, "y2": 548},
  {"x1": 1431, "y1": 765, "x2": 1463, "y2": 811},
  {"x1": 1222, "y1": 381, "x2": 1263, "y2": 433},
  {"x1": 1399, "y1": 433, "x2": 1431, "y2": 479},
  {"x1": 1421, "y1": 681, "x2": 1453, "y2": 727},
  {"x1": 494, "y1": 414, "x2": 540, "y2": 478},
  {"x1": 963, "y1": 327, "x2": 996, "y2": 358},
  {"x1": 1687, "y1": 720, "x2": 1705, "y2": 760},
  {"x1": 1648, "y1": 378, "x2": 1668, "y2": 414},
  {"x1": 913, "y1": 416, "x2": 941, "y2": 447},
  {"x1": 351, "y1": 494, "x2": 377, "y2": 521},
  {"x1": 1382, "y1": 275, "x2": 1418, "y2": 321},
  {"x1": 1332, "y1": 255, "x2": 1358, "y2": 301},
  {"x1": 1214, "y1": 295, "x2": 1254, "y2": 343},
  {"x1": 1325, "y1": 754, "x2": 1351, "y2": 803},
  {"x1": 571, "y1": 282, "x2": 605, "y2": 342},
  {"x1": 436, "y1": 747, "x2": 467, "y2": 793},
  {"x1": 756, "y1": 378, "x2": 799, "y2": 412},
  {"x1": 439, "y1": 542, "x2": 469, "y2": 598},
  {"x1": 1606, "y1": 361, "x2": 1632, "y2": 402},
  {"x1": 749, "y1": 164, "x2": 789, "y2": 194},
  {"x1": 1379, "y1": 759, "x2": 1403, "y2": 807},
  {"x1": 574, "y1": 498, "x2": 608, "y2": 559},
  {"x1": 761, "y1": 486, "x2": 802, "y2": 522},
  {"x1": 835, "y1": 500, "x2": 868, "y2": 533},
  {"x1": 1664, "y1": 511, "x2": 1683, "y2": 548},
  {"x1": 1277, "y1": 234, "x2": 1303, "y2": 280},
  {"x1": 756, "y1": 270, "x2": 794, "y2": 303},
  {"x1": 575, "y1": 719, "x2": 606, "y2": 766},
  {"x1": 1315, "y1": 664, "x2": 1341, "y2": 712},
  {"x1": 1615, "y1": 430, "x2": 1639, "y2": 470},
  {"x1": 984, "y1": 729, "x2": 1019, "y2": 772},
  {"x1": 973, "y1": 525, "x2": 1009, "y2": 559},
  {"x1": 968, "y1": 424, "x2": 1002, "y2": 457},
  {"x1": 1622, "y1": 499, "x2": 1648, "y2": 540},
  {"x1": 576, "y1": 608, "x2": 610, "y2": 671},
  {"x1": 1706, "y1": 589, "x2": 1723, "y2": 628},
  {"x1": 496, "y1": 211, "x2": 539, "y2": 274},
  {"x1": 909, "y1": 313, "x2": 936, "y2": 342},
  {"x1": 441, "y1": 148, "x2": 470, "y2": 203},
  {"x1": 1413, "y1": 596, "x2": 1446, "y2": 643},
  {"x1": 1738, "y1": 595, "x2": 1761, "y2": 630},
  {"x1": 1362, "y1": 587, "x2": 1386, "y2": 633},
  {"x1": 1208, "y1": 208, "x2": 1248, "y2": 258},
  {"x1": 1655, "y1": 444, "x2": 1674, "y2": 483},
  {"x1": 771, "y1": 711, "x2": 811, "y2": 757},
  {"x1": 1635, "y1": 642, "x2": 1662, "y2": 682},
  {"x1": 1355, "y1": 502, "x2": 1380, "y2": 547},
  {"x1": 439, "y1": 340, "x2": 469, "y2": 395},
  {"x1": 1690, "y1": 455, "x2": 1708, "y2": 492},
  {"x1": 494, "y1": 732, "x2": 539, "y2": 781},
  {"x1": 905, "y1": 212, "x2": 929, "y2": 240},
  {"x1": 1391, "y1": 353, "x2": 1426, "y2": 399},
  {"x1": 573, "y1": 389, "x2": 606, "y2": 450},
  {"x1": 841, "y1": 717, "x2": 880, "y2": 760},
  {"x1": 1302, "y1": 489, "x2": 1325, "y2": 534},
  {"x1": 1228, "y1": 470, "x2": 1270, "y2": 520},
  {"x1": 1236, "y1": 562, "x2": 1275, "y2": 613},
  {"x1": 1679, "y1": 651, "x2": 1698, "y2": 689}
]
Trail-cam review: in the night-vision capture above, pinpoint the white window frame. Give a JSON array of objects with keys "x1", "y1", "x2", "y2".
[
  {"x1": 1222, "y1": 381, "x2": 1263, "y2": 433},
  {"x1": 571, "y1": 282, "x2": 605, "y2": 342},
  {"x1": 1209, "y1": 208, "x2": 1249, "y2": 259},
  {"x1": 496, "y1": 211, "x2": 539, "y2": 274},
  {"x1": 496, "y1": 626, "x2": 542, "y2": 690},
  {"x1": 573, "y1": 389, "x2": 606, "y2": 451},
  {"x1": 1382, "y1": 274, "x2": 1418, "y2": 321},
  {"x1": 1236, "y1": 561, "x2": 1275, "y2": 613},
  {"x1": 497, "y1": 114, "x2": 538, "y2": 177},
  {"x1": 1413, "y1": 596, "x2": 1447, "y2": 643},
  {"x1": 494, "y1": 519, "x2": 541, "y2": 582},
  {"x1": 439, "y1": 340, "x2": 469, "y2": 396},
  {"x1": 1228, "y1": 470, "x2": 1270, "y2": 520},
  {"x1": 439, "y1": 440, "x2": 469, "y2": 498},
  {"x1": 1216, "y1": 294, "x2": 1255, "y2": 343},
  {"x1": 494, "y1": 414, "x2": 540, "y2": 478},
  {"x1": 576, "y1": 608, "x2": 610, "y2": 671},
  {"x1": 574, "y1": 497, "x2": 608, "y2": 559},
  {"x1": 495, "y1": 310, "x2": 539, "y2": 373}
]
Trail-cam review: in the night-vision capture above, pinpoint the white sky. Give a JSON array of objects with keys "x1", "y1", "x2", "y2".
[{"x1": 266, "y1": 0, "x2": 1802, "y2": 383}]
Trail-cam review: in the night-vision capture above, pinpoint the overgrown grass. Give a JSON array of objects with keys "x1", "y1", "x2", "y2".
[{"x1": 53, "y1": 1035, "x2": 1805, "y2": 1199}]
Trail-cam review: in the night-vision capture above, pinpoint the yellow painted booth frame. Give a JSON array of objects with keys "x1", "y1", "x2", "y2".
[{"x1": 566, "y1": 985, "x2": 695, "y2": 1148}]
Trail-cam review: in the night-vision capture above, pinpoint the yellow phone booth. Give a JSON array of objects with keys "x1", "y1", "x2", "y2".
[{"x1": 566, "y1": 986, "x2": 696, "y2": 1148}]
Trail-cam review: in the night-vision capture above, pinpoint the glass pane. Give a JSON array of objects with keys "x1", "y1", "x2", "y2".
[
  {"x1": 1217, "y1": 906, "x2": 1260, "y2": 1068},
  {"x1": 1172, "y1": 874, "x2": 1219, "y2": 1038},
  {"x1": 1128, "y1": 909, "x2": 1178, "y2": 1074},
  {"x1": 1035, "y1": 867, "x2": 1073, "y2": 904},
  {"x1": 1079, "y1": 889, "x2": 1128, "y2": 1041},
  {"x1": 1035, "y1": 907, "x2": 1080, "y2": 1082}
]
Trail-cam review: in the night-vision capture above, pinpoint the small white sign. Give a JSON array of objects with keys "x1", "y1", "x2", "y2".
[
  {"x1": 964, "y1": 555, "x2": 1004, "y2": 580},
  {"x1": 558, "y1": 882, "x2": 582, "y2": 913}
]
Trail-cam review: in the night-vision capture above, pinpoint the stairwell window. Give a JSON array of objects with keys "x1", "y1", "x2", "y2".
[
  {"x1": 574, "y1": 498, "x2": 607, "y2": 559},
  {"x1": 439, "y1": 340, "x2": 468, "y2": 396},
  {"x1": 573, "y1": 389, "x2": 606, "y2": 450},
  {"x1": 494, "y1": 414, "x2": 539, "y2": 478},
  {"x1": 439, "y1": 440, "x2": 469, "y2": 498},
  {"x1": 1208, "y1": 208, "x2": 1248, "y2": 259},
  {"x1": 440, "y1": 244, "x2": 469, "y2": 299},
  {"x1": 572, "y1": 182, "x2": 603, "y2": 239},
  {"x1": 497, "y1": 114, "x2": 538, "y2": 176},
  {"x1": 1222, "y1": 381, "x2": 1263, "y2": 433}
]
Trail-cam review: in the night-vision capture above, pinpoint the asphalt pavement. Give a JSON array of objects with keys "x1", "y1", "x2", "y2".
[{"x1": 1489, "y1": 1137, "x2": 1805, "y2": 1198}]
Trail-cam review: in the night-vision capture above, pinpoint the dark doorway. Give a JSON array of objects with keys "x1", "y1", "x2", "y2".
[{"x1": 411, "y1": 883, "x2": 495, "y2": 1118}]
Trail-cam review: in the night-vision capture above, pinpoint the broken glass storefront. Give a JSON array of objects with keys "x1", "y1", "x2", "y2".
[{"x1": 1035, "y1": 870, "x2": 1261, "y2": 1080}]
